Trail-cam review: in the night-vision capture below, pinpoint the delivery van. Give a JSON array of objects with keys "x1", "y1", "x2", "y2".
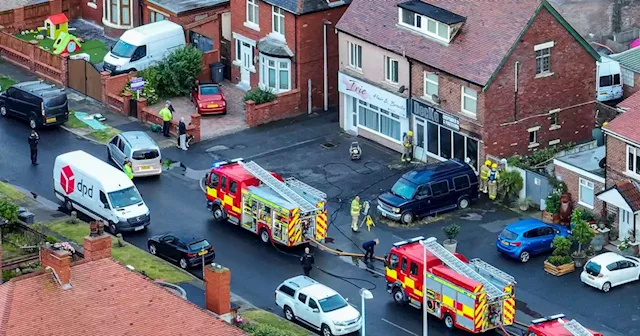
[
  {"x1": 103, "y1": 21, "x2": 185, "y2": 75},
  {"x1": 596, "y1": 56, "x2": 623, "y2": 102},
  {"x1": 53, "y1": 150, "x2": 150, "y2": 234}
]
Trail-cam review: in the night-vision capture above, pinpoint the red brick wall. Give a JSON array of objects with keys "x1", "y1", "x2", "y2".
[
  {"x1": 483, "y1": 7, "x2": 596, "y2": 158},
  {"x1": 605, "y1": 133, "x2": 633, "y2": 188},
  {"x1": 80, "y1": 0, "x2": 102, "y2": 26},
  {"x1": 1, "y1": 0, "x2": 80, "y2": 33},
  {"x1": 137, "y1": 98, "x2": 202, "y2": 142},
  {"x1": 623, "y1": 71, "x2": 640, "y2": 98},
  {"x1": 554, "y1": 164, "x2": 605, "y2": 215},
  {"x1": 245, "y1": 89, "x2": 302, "y2": 126},
  {"x1": 0, "y1": 32, "x2": 68, "y2": 86},
  {"x1": 142, "y1": 3, "x2": 228, "y2": 26}
]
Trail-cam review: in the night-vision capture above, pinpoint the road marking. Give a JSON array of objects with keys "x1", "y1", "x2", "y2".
[{"x1": 381, "y1": 318, "x2": 419, "y2": 336}]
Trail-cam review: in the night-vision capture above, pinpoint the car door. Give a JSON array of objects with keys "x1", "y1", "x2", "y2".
[
  {"x1": 108, "y1": 136, "x2": 120, "y2": 162},
  {"x1": 116, "y1": 136, "x2": 127, "y2": 167},
  {"x1": 130, "y1": 45, "x2": 148, "y2": 70},
  {"x1": 427, "y1": 180, "x2": 451, "y2": 214},
  {"x1": 158, "y1": 235, "x2": 177, "y2": 260},
  {"x1": 522, "y1": 229, "x2": 541, "y2": 254},
  {"x1": 616, "y1": 261, "x2": 637, "y2": 285},
  {"x1": 406, "y1": 261, "x2": 421, "y2": 300},
  {"x1": 7, "y1": 88, "x2": 27, "y2": 119},
  {"x1": 306, "y1": 298, "x2": 322, "y2": 329},
  {"x1": 294, "y1": 293, "x2": 310, "y2": 324},
  {"x1": 98, "y1": 191, "x2": 112, "y2": 219},
  {"x1": 414, "y1": 185, "x2": 432, "y2": 217},
  {"x1": 537, "y1": 227, "x2": 556, "y2": 253}
]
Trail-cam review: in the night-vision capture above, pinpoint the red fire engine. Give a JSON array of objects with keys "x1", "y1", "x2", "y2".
[
  {"x1": 204, "y1": 159, "x2": 328, "y2": 246},
  {"x1": 517, "y1": 314, "x2": 603, "y2": 336},
  {"x1": 385, "y1": 236, "x2": 517, "y2": 334}
]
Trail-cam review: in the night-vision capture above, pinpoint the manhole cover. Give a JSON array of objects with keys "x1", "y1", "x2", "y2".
[{"x1": 320, "y1": 142, "x2": 336, "y2": 149}]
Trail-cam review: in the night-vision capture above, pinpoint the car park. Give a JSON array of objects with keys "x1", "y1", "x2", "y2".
[
  {"x1": 0, "y1": 81, "x2": 69, "y2": 129},
  {"x1": 580, "y1": 252, "x2": 640, "y2": 292},
  {"x1": 191, "y1": 82, "x2": 227, "y2": 115},
  {"x1": 107, "y1": 131, "x2": 162, "y2": 177},
  {"x1": 275, "y1": 275, "x2": 361, "y2": 336},
  {"x1": 496, "y1": 219, "x2": 571, "y2": 263},
  {"x1": 147, "y1": 234, "x2": 215, "y2": 269}
]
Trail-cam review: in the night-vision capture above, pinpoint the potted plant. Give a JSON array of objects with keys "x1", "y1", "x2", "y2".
[
  {"x1": 544, "y1": 236, "x2": 575, "y2": 276},
  {"x1": 585, "y1": 245, "x2": 595, "y2": 260},
  {"x1": 515, "y1": 197, "x2": 532, "y2": 212},
  {"x1": 570, "y1": 209, "x2": 595, "y2": 268},
  {"x1": 618, "y1": 234, "x2": 634, "y2": 256},
  {"x1": 543, "y1": 192, "x2": 560, "y2": 223},
  {"x1": 442, "y1": 224, "x2": 460, "y2": 253}
]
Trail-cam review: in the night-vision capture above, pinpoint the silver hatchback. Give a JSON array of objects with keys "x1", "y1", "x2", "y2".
[{"x1": 107, "y1": 131, "x2": 162, "y2": 177}]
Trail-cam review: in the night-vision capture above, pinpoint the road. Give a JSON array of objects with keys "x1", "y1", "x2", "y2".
[{"x1": 0, "y1": 110, "x2": 633, "y2": 336}]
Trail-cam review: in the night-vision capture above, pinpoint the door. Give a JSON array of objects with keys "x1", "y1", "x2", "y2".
[
  {"x1": 159, "y1": 235, "x2": 177, "y2": 260},
  {"x1": 414, "y1": 185, "x2": 432, "y2": 217},
  {"x1": 345, "y1": 95, "x2": 358, "y2": 135},
  {"x1": 130, "y1": 45, "x2": 148, "y2": 71},
  {"x1": 536, "y1": 226, "x2": 556, "y2": 253},
  {"x1": 7, "y1": 89, "x2": 28, "y2": 119},
  {"x1": 108, "y1": 136, "x2": 119, "y2": 162},
  {"x1": 240, "y1": 42, "x2": 251, "y2": 85},
  {"x1": 406, "y1": 261, "x2": 420, "y2": 300},
  {"x1": 414, "y1": 117, "x2": 426, "y2": 161},
  {"x1": 115, "y1": 136, "x2": 127, "y2": 167},
  {"x1": 306, "y1": 298, "x2": 322, "y2": 328},
  {"x1": 615, "y1": 261, "x2": 637, "y2": 285},
  {"x1": 228, "y1": 180, "x2": 240, "y2": 215},
  {"x1": 427, "y1": 180, "x2": 451, "y2": 213},
  {"x1": 98, "y1": 191, "x2": 111, "y2": 219},
  {"x1": 619, "y1": 209, "x2": 632, "y2": 240},
  {"x1": 295, "y1": 293, "x2": 310, "y2": 324}
]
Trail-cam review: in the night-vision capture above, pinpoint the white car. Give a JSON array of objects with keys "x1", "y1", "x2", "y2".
[
  {"x1": 275, "y1": 276, "x2": 362, "y2": 336},
  {"x1": 580, "y1": 252, "x2": 640, "y2": 292}
]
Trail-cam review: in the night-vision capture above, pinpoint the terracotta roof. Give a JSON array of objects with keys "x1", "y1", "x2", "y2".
[
  {"x1": 604, "y1": 91, "x2": 640, "y2": 143},
  {"x1": 336, "y1": 0, "x2": 598, "y2": 86},
  {"x1": 0, "y1": 258, "x2": 246, "y2": 336},
  {"x1": 616, "y1": 181, "x2": 640, "y2": 212}
]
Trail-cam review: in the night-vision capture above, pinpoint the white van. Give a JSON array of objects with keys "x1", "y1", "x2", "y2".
[
  {"x1": 53, "y1": 150, "x2": 150, "y2": 234},
  {"x1": 596, "y1": 56, "x2": 623, "y2": 102},
  {"x1": 102, "y1": 21, "x2": 185, "y2": 75}
]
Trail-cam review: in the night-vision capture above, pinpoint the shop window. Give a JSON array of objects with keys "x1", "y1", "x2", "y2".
[
  {"x1": 466, "y1": 138, "x2": 478, "y2": 171},
  {"x1": 453, "y1": 132, "x2": 465, "y2": 162},
  {"x1": 440, "y1": 127, "x2": 452, "y2": 159},
  {"x1": 579, "y1": 178, "x2": 595, "y2": 208},
  {"x1": 260, "y1": 55, "x2": 291, "y2": 93},
  {"x1": 357, "y1": 100, "x2": 401, "y2": 141},
  {"x1": 427, "y1": 122, "x2": 438, "y2": 155},
  {"x1": 189, "y1": 32, "x2": 214, "y2": 52},
  {"x1": 416, "y1": 121, "x2": 425, "y2": 148},
  {"x1": 423, "y1": 120, "x2": 479, "y2": 171}
]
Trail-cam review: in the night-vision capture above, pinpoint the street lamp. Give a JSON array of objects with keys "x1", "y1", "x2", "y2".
[
  {"x1": 359, "y1": 288, "x2": 373, "y2": 336},
  {"x1": 419, "y1": 237, "x2": 437, "y2": 336}
]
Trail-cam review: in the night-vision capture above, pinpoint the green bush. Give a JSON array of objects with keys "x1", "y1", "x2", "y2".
[
  {"x1": 545, "y1": 192, "x2": 561, "y2": 214},
  {"x1": 442, "y1": 224, "x2": 460, "y2": 241},
  {"x1": 122, "y1": 67, "x2": 160, "y2": 105},
  {"x1": 546, "y1": 235, "x2": 572, "y2": 266},
  {"x1": 497, "y1": 170, "x2": 523, "y2": 202},
  {"x1": 0, "y1": 198, "x2": 19, "y2": 223},
  {"x1": 244, "y1": 87, "x2": 277, "y2": 105},
  {"x1": 155, "y1": 46, "x2": 202, "y2": 97},
  {"x1": 570, "y1": 209, "x2": 595, "y2": 257},
  {"x1": 547, "y1": 255, "x2": 572, "y2": 266}
]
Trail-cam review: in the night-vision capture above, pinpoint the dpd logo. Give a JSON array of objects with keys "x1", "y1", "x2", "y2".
[{"x1": 60, "y1": 165, "x2": 75, "y2": 195}]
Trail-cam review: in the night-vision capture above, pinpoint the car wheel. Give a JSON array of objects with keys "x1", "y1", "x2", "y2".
[
  {"x1": 444, "y1": 313, "x2": 455, "y2": 329},
  {"x1": 457, "y1": 197, "x2": 470, "y2": 209},
  {"x1": 29, "y1": 116, "x2": 37, "y2": 129},
  {"x1": 392, "y1": 287, "x2": 405, "y2": 305},
  {"x1": 109, "y1": 222, "x2": 118, "y2": 235},
  {"x1": 283, "y1": 306, "x2": 295, "y2": 321},
  {"x1": 179, "y1": 258, "x2": 189, "y2": 269},
  {"x1": 148, "y1": 243, "x2": 157, "y2": 255},
  {"x1": 519, "y1": 251, "x2": 530, "y2": 263},
  {"x1": 602, "y1": 282, "x2": 611, "y2": 292},
  {"x1": 212, "y1": 204, "x2": 226, "y2": 221},
  {"x1": 401, "y1": 211, "x2": 414, "y2": 225},
  {"x1": 64, "y1": 198, "x2": 73, "y2": 212},
  {"x1": 259, "y1": 228, "x2": 270, "y2": 244},
  {"x1": 0, "y1": 106, "x2": 7, "y2": 117},
  {"x1": 321, "y1": 324, "x2": 334, "y2": 336}
]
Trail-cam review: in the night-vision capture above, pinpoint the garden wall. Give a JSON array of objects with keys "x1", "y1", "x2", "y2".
[
  {"x1": 245, "y1": 89, "x2": 302, "y2": 127},
  {"x1": 0, "y1": 31, "x2": 67, "y2": 86}
]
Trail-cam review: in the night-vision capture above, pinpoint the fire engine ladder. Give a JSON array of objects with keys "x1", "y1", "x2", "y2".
[
  {"x1": 469, "y1": 258, "x2": 517, "y2": 286},
  {"x1": 421, "y1": 238, "x2": 506, "y2": 301},
  {"x1": 284, "y1": 177, "x2": 327, "y2": 200},
  {"x1": 559, "y1": 320, "x2": 594, "y2": 336},
  {"x1": 240, "y1": 161, "x2": 317, "y2": 213}
]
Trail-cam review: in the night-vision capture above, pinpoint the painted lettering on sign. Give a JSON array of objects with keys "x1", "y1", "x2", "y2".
[
  {"x1": 411, "y1": 99, "x2": 460, "y2": 131},
  {"x1": 342, "y1": 76, "x2": 369, "y2": 100},
  {"x1": 338, "y1": 72, "x2": 407, "y2": 116}
]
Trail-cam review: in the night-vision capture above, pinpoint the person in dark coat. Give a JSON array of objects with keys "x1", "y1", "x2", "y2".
[
  {"x1": 28, "y1": 130, "x2": 39, "y2": 165},
  {"x1": 178, "y1": 117, "x2": 188, "y2": 151},
  {"x1": 300, "y1": 247, "x2": 315, "y2": 277},
  {"x1": 362, "y1": 238, "x2": 379, "y2": 264}
]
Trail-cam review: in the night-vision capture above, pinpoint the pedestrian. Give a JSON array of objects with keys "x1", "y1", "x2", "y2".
[
  {"x1": 178, "y1": 117, "x2": 188, "y2": 151},
  {"x1": 362, "y1": 238, "x2": 379, "y2": 264},
  {"x1": 28, "y1": 130, "x2": 39, "y2": 165},
  {"x1": 123, "y1": 158, "x2": 134, "y2": 179},
  {"x1": 159, "y1": 101, "x2": 173, "y2": 137},
  {"x1": 300, "y1": 247, "x2": 315, "y2": 277},
  {"x1": 351, "y1": 195, "x2": 361, "y2": 232}
]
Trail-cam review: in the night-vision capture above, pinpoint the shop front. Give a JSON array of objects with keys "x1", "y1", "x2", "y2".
[
  {"x1": 411, "y1": 99, "x2": 480, "y2": 171},
  {"x1": 338, "y1": 72, "x2": 409, "y2": 151}
]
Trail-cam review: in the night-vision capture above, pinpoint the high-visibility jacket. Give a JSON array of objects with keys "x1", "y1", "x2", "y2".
[
  {"x1": 351, "y1": 199, "x2": 361, "y2": 216},
  {"x1": 124, "y1": 164, "x2": 134, "y2": 179},
  {"x1": 403, "y1": 135, "x2": 413, "y2": 148},
  {"x1": 159, "y1": 107, "x2": 173, "y2": 122},
  {"x1": 480, "y1": 166, "x2": 491, "y2": 180}
]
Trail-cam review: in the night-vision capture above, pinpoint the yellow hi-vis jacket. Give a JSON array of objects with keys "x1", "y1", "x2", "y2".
[
  {"x1": 159, "y1": 107, "x2": 173, "y2": 122},
  {"x1": 480, "y1": 166, "x2": 491, "y2": 180},
  {"x1": 403, "y1": 135, "x2": 413, "y2": 148},
  {"x1": 351, "y1": 199, "x2": 361, "y2": 216},
  {"x1": 124, "y1": 164, "x2": 134, "y2": 179}
]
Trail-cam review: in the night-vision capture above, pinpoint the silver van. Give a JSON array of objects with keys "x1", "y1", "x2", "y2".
[{"x1": 107, "y1": 131, "x2": 162, "y2": 177}]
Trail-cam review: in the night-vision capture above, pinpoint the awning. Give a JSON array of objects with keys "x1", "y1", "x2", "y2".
[
  {"x1": 257, "y1": 36, "x2": 294, "y2": 58},
  {"x1": 596, "y1": 180, "x2": 640, "y2": 213}
]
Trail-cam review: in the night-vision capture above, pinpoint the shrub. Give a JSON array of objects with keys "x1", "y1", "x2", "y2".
[
  {"x1": 545, "y1": 192, "x2": 561, "y2": 214},
  {"x1": 570, "y1": 209, "x2": 595, "y2": 257},
  {"x1": 546, "y1": 235, "x2": 572, "y2": 266},
  {"x1": 121, "y1": 66, "x2": 160, "y2": 105},
  {"x1": 0, "y1": 198, "x2": 19, "y2": 223},
  {"x1": 45, "y1": 235, "x2": 58, "y2": 244},
  {"x1": 547, "y1": 255, "x2": 572, "y2": 266},
  {"x1": 497, "y1": 170, "x2": 523, "y2": 202},
  {"x1": 155, "y1": 46, "x2": 202, "y2": 97},
  {"x1": 442, "y1": 224, "x2": 460, "y2": 241},
  {"x1": 244, "y1": 87, "x2": 277, "y2": 105}
]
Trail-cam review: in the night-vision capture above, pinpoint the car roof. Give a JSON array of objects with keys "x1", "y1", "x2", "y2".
[
  {"x1": 281, "y1": 275, "x2": 319, "y2": 291},
  {"x1": 170, "y1": 234, "x2": 207, "y2": 244},
  {"x1": 505, "y1": 218, "x2": 546, "y2": 234},
  {"x1": 12, "y1": 81, "x2": 65, "y2": 98},
  {"x1": 301, "y1": 284, "x2": 339, "y2": 300},
  {"x1": 119, "y1": 131, "x2": 159, "y2": 150},
  {"x1": 589, "y1": 252, "x2": 625, "y2": 265},
  {"x1": 401, "y1": 159, "x2": 469, "y2": 185},
  {"x1": 531, "y1": 319, "x2": 599, "y2": 336}
]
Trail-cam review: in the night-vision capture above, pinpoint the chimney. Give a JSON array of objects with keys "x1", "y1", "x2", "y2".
[
  {"x1": 83, "y1": 221, "x2": 112, "y2": 261},
  {"x1": 204, "y1": 263, "x2": 231, "y2": 315},
  {"x1": 40, "y1": 244, "x2": 72, "y2": 289}
]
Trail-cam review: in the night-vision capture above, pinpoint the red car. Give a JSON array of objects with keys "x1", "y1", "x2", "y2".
[{"x1": 191, "y1": 83, "x2": 226, "y2": 115}]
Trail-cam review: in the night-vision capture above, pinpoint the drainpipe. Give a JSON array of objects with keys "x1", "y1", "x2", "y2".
[
  {"x1": 323, "y1": 20, "x2": 332, "y2": 112},
  {"x1": 514, "y1": 61, "x2": 520, "y2": 121}
]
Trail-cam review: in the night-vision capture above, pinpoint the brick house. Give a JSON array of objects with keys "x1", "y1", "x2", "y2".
[
  {"x1": 335, "y1": 0, "x2": 599, "y2": 169},
  {"x1": 230, "y1": 0, "x2": 350, "y2": 112},
  {"x1": 610, "y1": 47, "x2": 640, "y2": 98},
  {"x1": 553, "y1": 146, "x2": 606, "y2": 214}
]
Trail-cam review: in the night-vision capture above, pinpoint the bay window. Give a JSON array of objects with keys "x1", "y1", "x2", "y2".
[
  {"x1": 260, "y1": 55, "x2": 291, "y2": 92},
  {"x1": 104, "y1": 0, "x2": 133, "y2": 27}
]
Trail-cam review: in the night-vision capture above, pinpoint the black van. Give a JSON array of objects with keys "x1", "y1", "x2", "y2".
[
  {"x1": 377, "y1": 159, "x2": 478, "y2": 224},
  {"x1": 0, "y1": 81, "x2": 69, "y2": 129}
]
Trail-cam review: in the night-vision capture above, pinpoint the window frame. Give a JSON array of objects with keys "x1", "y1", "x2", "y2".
[
  {"x1": 120, "y1": 0, "x2": 130, "y2": 25},
  {"x1": 272, "y1": 6, "x2": 285, "y2": 36},
  {"x1": 429, "y1": 180, "x2": 449, "y2": 197},
  {"x1": 400, "y1": 8, "x2": 422, "y2": 29},
  {"x1": 297, "y1": 293, "x2": 308, "y2": 304},
  {"x1": 461, "y1": 86, "x2": 477, "y2": 116},
  {"x1": 384, "y1": 56, "x2": 399, "y2": 84},
  {"x1": 529, "y1": 129, "x2": 538, "y2": 145},
  {"x1": 627, "y1": 145, "x2": 640, "y2": 177},
  {"x1": 622, "y1": 68, "x2": 635, "y2": 87},
  {"x1": 259, "y1": 54, "x2": 291, "y2": 93},
  {"x1": 150, "y1": 10, "x2": 167, "y2": 23},
  {"x1": 453, "y1": 175, "x2": 470, "y2": 191},
  {"x1": 356, "y1": 99, "x2": 403, "y2": 142},
  {"x1": 409, "y1": 262, "x2": 419, "y2": 276},
  {"x1": 348, "y1": 41, "x2": 362, "y2": 70},
  {"x1": 424, "y1": 72, "x2": 439, "y2": 101},
  {"x1": 104, "y1": 0, "x2": 133, "y2": 27},
  {"x1": 578, "y1": 177, "x2": 595, "y2": 209},
  {"x1": 278, "y1": 284, "x2": 296, "y2": 297},
  {"x1": 229, "y1": 180, "x2": 238, "y2": 194},
  {"x1": 246, "y1": 0, "x2": 259, "y2": 26},
  {"x1": 535, "y1": 48, "x2": 551, "y2": 75}
]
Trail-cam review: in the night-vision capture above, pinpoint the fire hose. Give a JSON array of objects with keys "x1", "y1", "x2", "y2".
[{"x1": 308, "y1": 237, "x2": 385, "y2": 262}]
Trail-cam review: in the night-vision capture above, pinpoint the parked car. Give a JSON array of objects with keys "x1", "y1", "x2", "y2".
[
  {"x1": 496, "y1": 219, "x2": 571, "y2": 263},
  {"x1": 107, "y1": 131, "x2": 162, "y2": 177},
  {"x1": 275, "y1": 275, "x2": 361, "y2": 336},
  {"x1": 377, "y1": 159, "x2": 478, "y2": 224},
  {"x1": 191, "y1": 82, "x2": 227, "y2": 115},
  {"x1": 147, "y1": 234, "x2": 215, "y2": 269},
  {"x1": 580, "y1": 252, "x2": 640, "y2": 292},
  {"x1": 0, "y1": 81, "x2": 69, "y2": 129}
]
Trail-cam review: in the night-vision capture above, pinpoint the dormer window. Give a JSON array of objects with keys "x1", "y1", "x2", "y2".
[
  {"x1": 401, "y1": 9, "x2": 421, "y2": 28},
  {"x1": 397, "y1": 0, "x2": 465, "y2": 43}
]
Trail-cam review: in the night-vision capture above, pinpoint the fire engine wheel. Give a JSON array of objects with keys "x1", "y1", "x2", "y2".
[
  {"x1": 444, "y1": 313, "x2": 455, "y2": 329},
  {"x1": 519, "y1": 251, "x2": 530, "y2": 263},
  {"x1": 212, "y1": 204, "x2": 226, "y2": 221},
  {"x1": 392, "y1": 287, "x2": 405, "y2": 305},
  {"x1": 321, "y1": 324, "x2": 334, "y2": 336},
  {"x1": 259, "y1": 228, "x2": 270, "y2": 244},
  {"x1": 401, "y1": 212, "x2": 414, "y2": 225},
  {"x1": 283, "y1": 306, "x2": 295, "y2": 321}
]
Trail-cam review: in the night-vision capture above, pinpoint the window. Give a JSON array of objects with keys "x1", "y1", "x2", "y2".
[
  {"x1": 121, "y1": 0, "x2": 130, "y2": 25},
  {"x1": 579, "y1": 178, "x2": 595, "y2": 208},
  {"x1": 117, "y1": 138, "x2": 125, "y2": 152},
  {"x1": 524, "y1": 229, "x2": 540, "y2": 238},
  {"x1": 426, "y1": 18, "x2": 449, "y2": 41},
  {"x1": 235, "y1": 40, "x2": 241, "y2": 61},
  {"x1": 104, "y1": 0, "x2": 133, "y2": 27},
  {"x1": 409, "y1": 262, "x2": 419, "y2": 276},
  {"x1": 308, "y1": 299, "x2": 319, "y2": 310},
  {"x1": 453, "y1": 176, "x2": 470, "y2": 190},
  {"x1": 131, "y1": 46, "x2": 147, "y2": 61},
  {"x1": 538, "y1": 227, "x2": 555, "y2": 236},
  {"x1": 100, "y1": 191, "x2": 109, "y2": 207},
  {"x1": 189, "y1": 31, "x2": 214, "y2": 52},
  {"x1": 529, "y1": 129, "x2": 538, "y2": 145},
  {"x1": 400, "y1": 9, "x2": 421, "y2": 28},
  {"x1": 430, "y1": 181, "x2": 449, "y2": 196},
  {"x1": 247, "y1": 0, "x2": 259, "y2": 26},
  {"x1": 627, "y1": 145, "x2": 640, "y2": 175},
  {"x1": 221, "y1": 176, "x2": 227, "y2": 190},
  {"x1": 424, "y1": 72, "x2": 438, "y2": 100},
  {"x1": 259, "y1": 55, "x2": 291, "y2": 92},
  {"x1": 208, "y1": 173, "x2": 219, "y2": 188},
  {"x1": 110, "y1": 0, "x2": 119, "y2": 24},
  {"x1": 297, "y1": 293, "x2": 307, "y2": 304},
  {"x1": 150, "y1": 10, "x2": 166, "y2": 23},
  {"x1": 229, "y1": 181, "x2": 238, "y2": 194},
  {"x1": 348, "y1": 42, "x2": 362, "y2": 70},
  {"x1": 461, "y1": 86, "x2": 477, "y2": 115},
  {"x1": 401, "y1": 257, "x2": 407, "y2": 271},
  {"x1": 416, "y1": 185, "x2": 431, "y2": 197},
  {"x1": 535, "y1": 48, "x2": 551, "y2": 74},
  {"x1": 272, "y1": 7, "x2": 285, "y2": 36},
  {"x1": 357, "y1": 99, "x2": 401, "y2": 141},
  {"x1": 388, "y1": 253, "x2": 399, "y2": 269},
  {"x1": 622, "y1": 68, "x2": 635, "y2": 87},
  {"x1": 385, "y1": 56, "x2": 399, "y2": 84}
]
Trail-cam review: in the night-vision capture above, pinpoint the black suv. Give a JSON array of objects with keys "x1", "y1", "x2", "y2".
[{"x1": 0, "y1": 81, "x2": 69, "y2": 129}]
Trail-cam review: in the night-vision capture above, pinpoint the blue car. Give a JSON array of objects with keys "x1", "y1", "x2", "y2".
[{"x1": 496, "y1": 219, "x2": 571, "y2": 263}]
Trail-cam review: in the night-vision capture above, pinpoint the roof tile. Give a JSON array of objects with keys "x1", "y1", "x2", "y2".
[
  {"x1": 605, "y1": 91, "x2": 640, "y2": 143},
  {"x1": 616, "y1": 181, "x2": 640, "y2": 212}
]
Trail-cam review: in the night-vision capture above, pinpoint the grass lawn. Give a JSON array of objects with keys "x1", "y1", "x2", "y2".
[
  {"x1": 0, "y1": 181, "x2": 25, "y2": 202},
  {"x1": 241, "y1": 310, "x2": 312, "y2": 336},
  {"x1": 0, "y1": 76, "x2": 17, "y2": 90},
  {"x1": 14, "y1": 33, "x2": 108, "y2": 64},
  {"x1": 1, "y1": 242, "x2": 23, "y2": 260},
  {"x1": 87, "y1": 126, "x2": 120, "y2": 143},
  {"x1": 65, "y1": 111, "x2": 87, "y2": 129},
  {"x1": 47, "y1": 219, "x2": 193, "y2": 283}
]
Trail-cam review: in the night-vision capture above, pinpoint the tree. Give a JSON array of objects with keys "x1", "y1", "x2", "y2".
[
  {"x1": 571, "y1": 209, "x2": 595, "y2": 258},
  {"x1": 155, "y1": 46, "x2": 203, "y2": 97}
]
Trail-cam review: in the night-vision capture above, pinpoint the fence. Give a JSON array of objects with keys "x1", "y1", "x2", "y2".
[
  {"x1": 0, "y1": 32, "x2": 67, "y2": 86},
  {"x1": 1, "y1": 222, "x2": 46, "y2": 270}
]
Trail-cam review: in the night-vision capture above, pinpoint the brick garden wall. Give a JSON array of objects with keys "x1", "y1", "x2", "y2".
[
  {"x1": 245, "y1": 89, "x2": 302, "y2": 126},
  {"x1": 554, "y1": 164, "x2": 605, "y2": 215},
  {"x1": 0, "y1": 32, "x2": 68, "y2": 86}
]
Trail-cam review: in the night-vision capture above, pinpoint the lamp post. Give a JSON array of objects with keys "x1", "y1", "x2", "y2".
[
  {"x1": 359, "y1": 288, "x2": 373, "y2": 336},
  {"x1": 419, "y1": 237, "x2": 436, "y2": 336}
]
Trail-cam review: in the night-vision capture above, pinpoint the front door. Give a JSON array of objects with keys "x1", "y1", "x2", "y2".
[
  {"x1": 345, "y1": 95, "x2": 358, "y2": 135},
  {"x1": 240, "y1": 42, "x2": 251, "y2": 86},
  {"x1": 414, "y1": 117, "x2": 426, "y2": 162},
  {"x1": 619, "y1": 209, "x2": 632, "y2": 240}
]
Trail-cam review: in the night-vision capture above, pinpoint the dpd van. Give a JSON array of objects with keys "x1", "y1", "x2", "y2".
[
  {"x1": 54, "y1": 150, "x2": 150, "y2": 234},
  {"x1": 377, "y1": 159, "x2": 478, "y2": 224}
]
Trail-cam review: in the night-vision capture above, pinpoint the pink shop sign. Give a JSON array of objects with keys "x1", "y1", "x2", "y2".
[{"x1": 338, "y1": 72, "x2": 407, "y2": 116}]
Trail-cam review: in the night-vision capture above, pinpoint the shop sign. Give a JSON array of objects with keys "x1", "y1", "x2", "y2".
[
  {"x1": 338, "y1": 72, "x2": 407, "y2": 116},
  {"x1": 411, "y1": 99, "x2": 459, "y2": 131}
]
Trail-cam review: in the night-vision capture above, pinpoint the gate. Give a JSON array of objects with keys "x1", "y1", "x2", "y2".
[
  {"x1": 220, "y1": 38, "x2": 231, "y2": 80},
  {"x1": 525, "y1": 170, "x2": 553, "y2": 207},
  {"x1": 68, "y1": 58, "x2": 103, "y2": 101}
]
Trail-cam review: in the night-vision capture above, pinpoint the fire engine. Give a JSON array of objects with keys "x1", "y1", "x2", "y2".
[
  {"x1": 204, "y1": 159, "x2": 328, "y2": 247},
  {"x1": 385, "y1": 236, "x2": 517, "y2": 334},
  {"x1": 505, "y1": 314, "x2": 602, "y2": 336}
]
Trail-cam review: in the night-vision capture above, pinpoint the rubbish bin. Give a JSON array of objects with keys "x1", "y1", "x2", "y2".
[{"x1": 210, "y1": 62, "x2": 225, "y2": 84}]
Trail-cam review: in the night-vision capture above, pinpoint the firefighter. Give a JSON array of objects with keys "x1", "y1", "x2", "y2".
[
  {"x1": 401, "y1": 131, "x2": 414, "y2": 162},
  {"x1": 300, "y1": 247, "x2": 315, "y2": 277},
  {"x1": 488, "y1": 163, "x2": 499, "y2": 200},
  {"x1": 123, "y1": 159, "x2": 134, "y2": 179},
  {"x1": 362, "y1": 238, "x2": 379, "y2": 264},
  {"x1": 479, "y1": 160, "x2": 491, "y2": 194},
  {"x1": 351, "y1": 196, "x2": 361, "y2": 232}
]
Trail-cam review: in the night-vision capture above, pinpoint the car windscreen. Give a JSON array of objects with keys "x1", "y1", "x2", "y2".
[
  {"x1": 111, "y1": 40, "x2": 137, "y2": 58},
  {"x1": 500, "y1": 229, "x2": 519, "y2": 240},
  {"x1": 44, "y1": 94, "x2": 67, "y2": 108},
  {"x1": 132, "y1": 149, "x2": 160, "y2": 160},
  {"x1": 391, "y1": 178, "x2": 417, "y2": 200},
  {"x1": 318, "y1": 294, "x2": 348, "y2": 313},
  {"x1": 188, "y1": 240, "x2": 210, "y2": 252},
  {"x1": 108, "y1": 186, "x2": 143, "y2": 209},
  {"x1": 584, "y1": 261, "x2": 601, "y2": 276},
  {"x1": 200, "y1": 86, "x2": 220, "y2": 95}
]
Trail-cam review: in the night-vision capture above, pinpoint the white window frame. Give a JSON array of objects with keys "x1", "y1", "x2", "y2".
[
  {"x1": 424, "y1": 72, "x2": 438, "y2": 101},
  {"x1": 528, "y1": 125, "x2": 540, "y2": 148},
  {"x1": 259, "y1": 54, "x2": 291, "y2": 93},
  {"x1": 348, "y1": 41, "x2": 362, "y2": 70},
  {"x1": 103, "y1": 0, "x2": 133, "y2": 28},
  {"x1": 272, "y1": 6, "x2": 285, "y2": 37},
  {"x1": 460, "y1": 86, "x2": 477, "y2": 116},
  {"x1": 246, "y1": 0, "x2": 259, "y2": 29},
  {"x1": 149, "y1": 9, "x2": 168, "y2": 23},
  {"x1": 534, "y1": 42, "x2": 554, "y2": 76},
  {"x1": 356, "y1": 99, "x2": 403, "y2": 143},
  {"x1": 384, "y1": 56, "x2": 399, "y2": 84},
  {"x1": 579, "y1": 177, "x2": 595, "y2": 209},
  {"x1": 626, "y1": 145, "x2": 640, "y2": 178},
  {"x1": 622, "y1": 68, "x2": 635, "y2": 87},
  {"x1": 398, "y1": 8, "x2": 421, "y2": 29},
  {"x1": 397, "y1": 8, "x2": 450, "y2": 43}
]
